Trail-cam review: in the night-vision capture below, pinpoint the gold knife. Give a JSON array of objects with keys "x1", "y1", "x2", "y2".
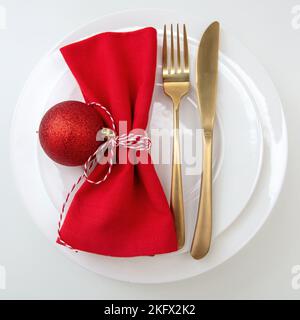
[{"x1": 191, "y1": 22, "x2": 220, "y2": 260}]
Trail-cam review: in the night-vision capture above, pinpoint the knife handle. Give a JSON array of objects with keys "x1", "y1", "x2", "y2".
[
  {"x1": 191, "y1": 130, "x2": 213, "y2": 259},
  {"x1": 170, "y1": 107, "x2": 185, "y2": 249}
]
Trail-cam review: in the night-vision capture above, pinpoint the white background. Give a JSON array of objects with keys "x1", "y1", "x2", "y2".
[{"x1": 0, "y1": 0, "x2": 299, "y2": 299}]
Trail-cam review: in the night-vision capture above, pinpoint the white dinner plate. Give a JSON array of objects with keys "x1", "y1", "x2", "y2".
[{"x1": 10, "y1": 9, "x2": 287, "y2": 283}]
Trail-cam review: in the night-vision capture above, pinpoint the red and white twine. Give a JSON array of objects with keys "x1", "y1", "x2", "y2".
[{"x1": 57, "y1": 102, "x2": 151, "y2": 251}]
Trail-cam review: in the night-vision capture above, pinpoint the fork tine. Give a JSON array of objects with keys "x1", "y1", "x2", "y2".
[
  {"x1": 163, "y1": 25, "x2": 168, "y2": 75},
  {"x1": 183, "y1": 24, "x2": 189, "y2": 73},
  {"x1": 177, "y1": 24, "x2": 181, "y2": 72},
  {"x1": 170, "y1": 24, "x2": 175, "y2": 74}
]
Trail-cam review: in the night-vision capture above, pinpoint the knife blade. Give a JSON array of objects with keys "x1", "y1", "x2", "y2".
[
  {"x1": 197, "y1": 21, "x2": 219, "y2": 131},
  {"x1": 191, "y1": 22, "x2": 220, "y2": 260}
]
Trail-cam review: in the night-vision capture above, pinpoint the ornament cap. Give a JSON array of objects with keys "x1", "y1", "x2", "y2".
[{"x1": 100, "y1": 128, "x2": 116, "y2": 139}]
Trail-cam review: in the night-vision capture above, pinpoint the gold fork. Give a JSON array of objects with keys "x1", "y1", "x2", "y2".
[{"x1": 163, "y1": 24, "x2": 190, "y2": 249}]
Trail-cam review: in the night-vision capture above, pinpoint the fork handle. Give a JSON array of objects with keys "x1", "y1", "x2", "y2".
[
  {"x1": 170, "y1": 106, "x2": 185, "y2": 249},
  {"x1": 191, "y1": 130, "x2": 213, "y2": 259}
]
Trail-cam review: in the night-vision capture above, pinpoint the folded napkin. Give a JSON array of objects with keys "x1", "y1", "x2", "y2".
[{"x1": 58, "y1": 27, "x2": 178, "y2": 257}]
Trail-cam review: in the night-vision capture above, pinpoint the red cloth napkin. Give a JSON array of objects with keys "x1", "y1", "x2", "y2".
[{"x1": 57, "y1": 27, "x2": 178, "y2": 257}]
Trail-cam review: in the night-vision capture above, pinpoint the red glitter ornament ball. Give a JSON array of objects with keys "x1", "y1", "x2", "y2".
[{"x1": 39, "y1": 101, "x2": 103, "y2": 166}]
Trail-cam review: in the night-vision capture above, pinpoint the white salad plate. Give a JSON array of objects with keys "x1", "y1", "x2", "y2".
[{"x1": 10, "y1": 9, "x2": 287, "y2": 283}]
